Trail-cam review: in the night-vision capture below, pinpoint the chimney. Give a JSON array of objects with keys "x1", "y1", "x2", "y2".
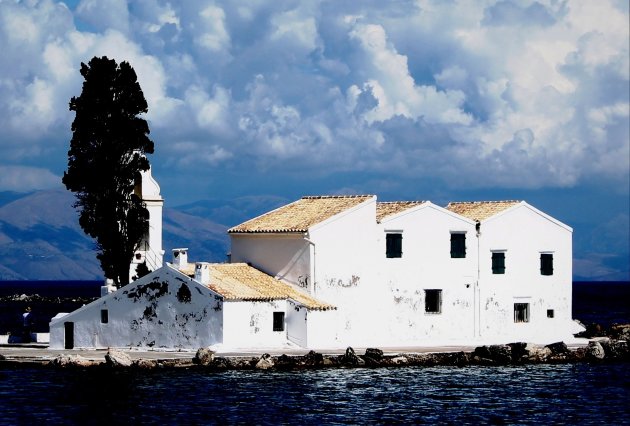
[
  {"x1": 172, "y1": 248, "x2": 188, "y2": 270},
  {"x1": 194, "y1": 262, "x2": 211, "y2": 284},
  {"x1": 101, "y1": 278, "x2": 116, "y2": 297}
]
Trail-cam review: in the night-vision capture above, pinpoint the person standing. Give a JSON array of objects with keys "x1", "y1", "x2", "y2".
[{"x1": 22, "y1": 307, "x2": 33, "y2": 343}]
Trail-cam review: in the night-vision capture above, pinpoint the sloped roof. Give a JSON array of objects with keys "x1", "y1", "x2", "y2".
[
  {"x1": 376, "y1": 201, "x2": 426, "y2": 223},
  {"x1": 228, "y1": 195, "x2": 374, "y2": 233},
  {"x1": 446, "y1": 201, "x2": 521, "y2": 221},
  {"x1": 175, "y1": 262, "x2": 335, "y2": 311}
]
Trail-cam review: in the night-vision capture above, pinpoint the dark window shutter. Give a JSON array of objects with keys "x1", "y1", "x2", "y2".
[
  {"x1": 492, "y1": 252, "x2": 505, "y2": 274},
  {"x1": 451, "y1": 233, "x2": 466, "y2": 258},
  {"x1": 386, "y1": 233, "x2": 403, "y2": 258},
  {"x1": 540, "y1": 254, "x2": 554, "y2": 275}
]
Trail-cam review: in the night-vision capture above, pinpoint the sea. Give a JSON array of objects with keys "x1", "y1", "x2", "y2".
[{"x1": 0, "y1": 281, "x2": 629, "y2": 425}]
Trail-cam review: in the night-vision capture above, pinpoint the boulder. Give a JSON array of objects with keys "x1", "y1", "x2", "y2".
[
  {"x1": 50, "y1": 354, "x2": 96, "y2": 367},
  {"x1": 211, "y1": 357, "x2": 232, "y2": 369},
  {"x1": 389, "y1": 356, "x2": 408, "y2": 365},
  {"x1": 508, "y1": 342, "x2": 529, "y2": 362},
  {"x1": 545, "y1": 342, "x2": 569, "y2": 356},
  {"x1": 303, "y1": 350, "x2": 324, "y2": 367},
  {"x1": 193, "y1": 347, "x2": 216, "y2": 366},
  {"x1": 133, "y1": 359, "x2": 158, "y2": 369},
  {"x1": 585, "y1": 341, "x2": 605, "y2": 360},
  {"x1": 105, "y1": 349, "x2": 133, "y2": 367},
  {"x1": 364, "y1": 348, "x2": 384, "y2": 361},
  {"x1": 529, "y1": 345, "x2": 552, "y2": 361},
  {"x1": 255, "y1": 353, "x2": 274, "y2": 370},
  {"x1": 609, "y1": 324, "x2": 630, "y2": 341},
  {"x1": 473, "y1": 345, "x2": 512, "y2": 364},
  {"x1": 274, "y1": 354, "x2": 297, "y2": 369},
  {"x1": 600, "y1": 340, "x2": 630, "y2": 361},
  {"x1": 340, "y1": 347, "x2": 365, "y2": 366}
]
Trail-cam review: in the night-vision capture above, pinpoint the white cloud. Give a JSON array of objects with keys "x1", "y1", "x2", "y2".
[
  {"x1": 0, "y1": 0, "x2": 626, "y2": 196},
  {"x1": 0, "y1": 166, "x2": 60, "y2": 192},
  {"x1": 76, "y1": 0, "x2": 130, "y2": 35}
]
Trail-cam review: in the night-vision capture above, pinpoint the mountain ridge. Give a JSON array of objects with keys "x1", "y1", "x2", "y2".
[{"x1": 0, "y1": 189, "x2": 286, "y2": 280}]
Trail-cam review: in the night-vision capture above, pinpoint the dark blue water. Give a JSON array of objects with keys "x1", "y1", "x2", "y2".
[
  {"x1": 0, "y1": 364, "x2": 629, "y2": 424},
  {"x1": 0, "y1": 281, "x2": 629, "y2": 424}
]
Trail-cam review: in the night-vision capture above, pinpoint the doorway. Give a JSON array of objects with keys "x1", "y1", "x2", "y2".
[{"x1": 64, "y1": 322, "x2": 74, "y2": 349}]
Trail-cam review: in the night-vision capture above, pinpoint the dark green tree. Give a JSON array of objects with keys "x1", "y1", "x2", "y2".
[{"x1": 63, "y1": 56, "x2": 154, "y2": 287}]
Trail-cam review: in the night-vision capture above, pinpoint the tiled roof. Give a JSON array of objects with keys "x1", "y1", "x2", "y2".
[
  {"x1": 228, "y1": 195, "x2": 374, "y2": 233},
  {"x1": 175, "y1": 262, "x2": 335, "y2": 311},
  {"x1": 376, "y1": 201, "x2": 426, "y2": 222},
  {"x1": 446, "y1": 201, "x2": 521, "y2": 221}
]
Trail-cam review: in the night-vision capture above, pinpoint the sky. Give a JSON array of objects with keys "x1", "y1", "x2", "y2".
[{"x1": 0, "y1": 0, "x2": 628, "y2": 280}]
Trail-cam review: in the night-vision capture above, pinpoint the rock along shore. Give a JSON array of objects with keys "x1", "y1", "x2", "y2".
[{"x1": 1, "y1": 339, "x2": 628, "y2": 371}]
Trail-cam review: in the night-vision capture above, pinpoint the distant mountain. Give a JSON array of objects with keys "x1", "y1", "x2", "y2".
[
  {"x1": 0, "y1": 189, "x2": 286, "y2": 281},
  {"x1": 173, "y1": 195, "x2": 288, "y2": 228}
]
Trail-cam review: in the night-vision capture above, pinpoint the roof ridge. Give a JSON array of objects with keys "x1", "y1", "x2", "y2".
[
  {"x1": 448, "y1": 200, "x2": 521, "y2": 205},
  {"x1": 302, "y1": 195, "x2": 374, "y2": 199},
  {"x1": 377, "y1": 200, "x2": 425, "y2": 204}
]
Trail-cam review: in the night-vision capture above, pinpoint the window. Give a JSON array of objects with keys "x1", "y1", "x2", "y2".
[
  {"x1": 273, "y1": 312, "x2": 285, "y2": 332},
  {"x1": 424, "y1": 290, "x2": 442, "y2": 314},
  {"x1": 540, "y1": 253, "x2": 554, "y2": 275},
  {"x1": 547, "y1": 309, "x2": 554, "y2": 318},
  {"x1": 100, "y1": 309, "x2": 109, "y2": 324},
  {"x1": 450, "y1": 233, "x2": 466, "y2": 258},
  {"x1": 386, "y1": 233, "x2": 403, "y2": 258},
  {"x1": 492, "y1": 252, "x2": 506, "y2": 274},
  {"x1": 514, "y1": 303, "x2": 530, "y2": 323}
]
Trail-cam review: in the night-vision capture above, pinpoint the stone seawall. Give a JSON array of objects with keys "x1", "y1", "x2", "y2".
[{"x1": 1, "y1": 339, "x2": 628, "y2": 370}]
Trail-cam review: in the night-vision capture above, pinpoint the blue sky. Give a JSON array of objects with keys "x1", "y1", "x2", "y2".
[{"x1": 0, "y1": 0, "x2": 628, "y2": 280}]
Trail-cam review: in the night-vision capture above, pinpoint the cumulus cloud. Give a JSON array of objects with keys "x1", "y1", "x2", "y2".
[{"x1": 0, "y1": 0, "x2": 627, "y2": 197}]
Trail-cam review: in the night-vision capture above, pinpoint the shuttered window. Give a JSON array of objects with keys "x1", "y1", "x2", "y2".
[
  {"x1": 450, "y1": 233, "x2": 466, "y2": 258},
  {"x1": 386, "y1": 233, "x2": 403, "y2": 258},
  {"x1": 492, "y1": 252, "x2": 506, "y2": 274},
  {"x1": 540, "y1": 253, "x2": 554, "y2": 275}
]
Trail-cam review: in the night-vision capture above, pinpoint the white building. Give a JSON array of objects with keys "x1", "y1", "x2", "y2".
[
  {"x1": 129, "y1": 164, "x2": 164, "y2": 282},
  {"x1": 49, "y1": 194, "x2": 583, "y2": 350}
]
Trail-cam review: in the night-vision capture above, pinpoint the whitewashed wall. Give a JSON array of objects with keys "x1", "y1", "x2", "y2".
[
  {"x1": 374, "y1": 203, "x2": 478, "y2": 345},
  {"x1": 222, "y1": 300, "x2": 289, "y2": 348},
  {"x1": 231, "y1": 235, "x2": 311, "y2": 290},
  {"x1": 306, "y1": 197, "x2": 378, "y2": 346},
  {"x1": 476, "y1": 203, "x2": 575, "y2": 343},
  {"x1": 50, "y1": 267, "x2": 223, "y2": 349}
]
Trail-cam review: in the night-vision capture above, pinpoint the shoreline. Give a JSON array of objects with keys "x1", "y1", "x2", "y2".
[{"x1": 1, "y1": 339, "x2": 628, "y2": 370}]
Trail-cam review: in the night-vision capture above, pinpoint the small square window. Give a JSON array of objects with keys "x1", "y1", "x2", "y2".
[
  {"x1": 450, "y1": 233, "x2": 466, "y2": 258},
  {"x1": 425, "y1": 290, "x2": 442, "y2": 314},
  {"x1": 540, "y1": 253, "x2": 554, "y2": 275},
  {"x1": 492, "y1": 252, "x2": 505, "y2": 274},
  {"x1": 547, "y1": 309, "x2": 554, "y2": 318},
  {"x1": 100, "y1": 309, "x2": 109, "y2": 324},
  {"x1": 273, "y1": 312, "x2": 285, "y2": 332},
  {"x1": 514, "y1": 303, "x2": 529, "y2": 323},
  {"x1": 386, "y1": 233, "x2": 403, "y2": 258}
]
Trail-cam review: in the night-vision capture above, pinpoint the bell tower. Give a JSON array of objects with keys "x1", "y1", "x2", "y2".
[{"x1": 130, "y1": 163, "x2": 164, "y2": 281}]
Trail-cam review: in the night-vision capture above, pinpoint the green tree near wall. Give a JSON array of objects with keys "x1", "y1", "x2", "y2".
[{"x1": 63, "y1": 56, "x2": 155, "y2": 287}]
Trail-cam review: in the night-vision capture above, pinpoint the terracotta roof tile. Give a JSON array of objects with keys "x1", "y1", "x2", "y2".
[
  {"x1": 446, "y1": 200, "x2": 521, "y2": 221},
  {"x1": 376, "y1": 201, "x2": 426, "y2": 222},
  {"x1": 228, "y1": 195, "x2": 374, "y2": 233},
  {"x1": 174, "y1": 262, "x2": 335, "y2": 311}
]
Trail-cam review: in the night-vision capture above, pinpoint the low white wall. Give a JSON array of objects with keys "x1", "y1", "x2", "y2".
[
  {"x1": 50, "y1": 268, "x2": 223, "y2": 349},
  {"x1": 222, "y1": 300, "x2": 288, "y2": 349}
]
